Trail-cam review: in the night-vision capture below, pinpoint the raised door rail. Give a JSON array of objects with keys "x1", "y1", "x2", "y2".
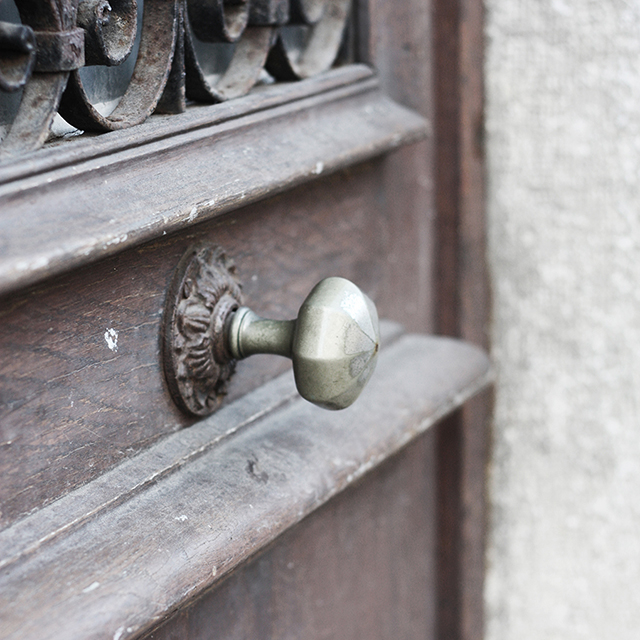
[
  {"x1": 0, "y1": 0, "x2": 351, "y2": 154},
  {"x1": 0, "y1": 323, "x2": 492, "y2": 640}
]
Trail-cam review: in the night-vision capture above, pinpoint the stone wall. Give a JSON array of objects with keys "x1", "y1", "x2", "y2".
[{"x1": 485, "y1": 2, "x2": 640, "y2": 638}]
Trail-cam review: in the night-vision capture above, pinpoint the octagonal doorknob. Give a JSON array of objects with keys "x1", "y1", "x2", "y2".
[
  {"x1": 163, "y1": 246, "x2": 380, "y2": 416},
  {"x1": 227, "y1": 277, "x2": 380, "y2": 410}
]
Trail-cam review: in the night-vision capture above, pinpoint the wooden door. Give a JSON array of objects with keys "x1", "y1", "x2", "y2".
[{"x1": 0, "y1": 1, "x2": 489, "y2": 639}]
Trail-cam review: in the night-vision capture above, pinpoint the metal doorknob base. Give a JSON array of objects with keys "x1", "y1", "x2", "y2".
[{"x1": 163, "y1": 246, "x2": 380, "y2": 417}]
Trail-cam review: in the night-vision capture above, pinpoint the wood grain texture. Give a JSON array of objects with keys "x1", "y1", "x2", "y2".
[
  {"x1": 0, "y1": 66, "x2": 372, "y2": 185},
  {"x1": 357, "y1": 0, "x2": 434, "y2": 335},
  {"x1": 0, "y1": 333, "x2": 492, "y2": 640},
  {"x1": 0, "y1": 161, "x2": 398, "y2": 529},
  {"x1": 0, "y1": 4, "x2": 492, "y2": 639},
  {"x1": 0, "y1": 66, "x2": 428, "y2": 297},
  {"x1": 433, "y1": 0, "x2": 490, "y2": 639},
  {"x1": 144, "y1": 430, "x2": 438, "y2": 640}
]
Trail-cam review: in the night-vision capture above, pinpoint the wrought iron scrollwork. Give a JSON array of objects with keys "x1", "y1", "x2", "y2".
[{"x1": 0, "y1": 0, "x2": 351, "y2": 155}]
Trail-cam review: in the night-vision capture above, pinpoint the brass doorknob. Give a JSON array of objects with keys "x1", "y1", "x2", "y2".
[
  {"x1": 228, "y1": 277, "x2": 380, "y2": 410},
  {"x1": 163, "y1": 246, "x2": 380, "y2": 416}
]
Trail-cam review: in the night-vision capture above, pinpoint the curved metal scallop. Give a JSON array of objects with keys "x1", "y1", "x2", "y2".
[
  {"x1": 57, "y1": 0, "x2": 180, "y2": 132},
  {"x1": 187, "y1": 0, "x2": 249, "y2": 44},
  {"x1": 184, "y1": 20, "x2": 274, "y2": 103},
  {"x1": 0, "y1": 0, "x2": 72, "y2": 153},
  {"x1": 0, "y1": 0, "x2": 352, "y2": 154},
  {"x1": 0, "y1": 22, "x2": 36, "y2": 92},
  {"x1": 0, "y1": 73, "x2": 68, "y2": 153},
  {"x1": 77, "y1": 0, "x2": 138, "y2": 67},
  {"x1": 288, "y1": 0, "x2": 327, "y2": 25},
  {"x1": 266, "y1": 0, "x2": 350, "y2": 81}
]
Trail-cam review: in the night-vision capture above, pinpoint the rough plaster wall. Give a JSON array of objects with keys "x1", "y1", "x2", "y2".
[{"x1": 485, "y1": 2, "x2": 640, "y2": 639}]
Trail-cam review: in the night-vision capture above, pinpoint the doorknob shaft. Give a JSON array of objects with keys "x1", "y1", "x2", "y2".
[
  {"x1": 227, "y1": 277, "x2": 380, "y2": 410},
  {"x1": 228, "y1": 311, "x2": 295, "y2": 359}
]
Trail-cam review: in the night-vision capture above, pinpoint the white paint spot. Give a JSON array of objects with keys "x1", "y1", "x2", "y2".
[
  {"x1": 251, "y1": 274, "x2": 258, "y2": 282},
  {"x1": 82, "y1": 581, "x2": 100, "y2": 593},
  {"x1": 104, "y1": 328, "x2": 119, "y2": 352},
  {"x1": 188, "y1": 206, "x2": 198, "y2": 222},
  {"x1": 175, "y1": 514, "x2": 188, "y2": 522},
  {"x1": 212, "y1": 566, "x2": 218, "y2": 577},
  {"x1": 313, "y1": 161, "x2": 324, "y2": 175},
  {"x1": 113, "y1": 627, "x2": 124, "y2": 640}
]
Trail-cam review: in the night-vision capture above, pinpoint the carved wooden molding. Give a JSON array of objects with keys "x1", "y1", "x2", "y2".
[
  {"x1": 0, "y1": 67, "x2": 429, "y2": 297},
  {"x1": 0, "y1": 325, "x2": 492, "y2": 640},
  {"x1": 0, "y1": 0, "x2": 351, "y2": 155}
]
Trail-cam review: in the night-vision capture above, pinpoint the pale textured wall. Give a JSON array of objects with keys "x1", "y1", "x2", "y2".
[{"x1": 485, "y1": 2, "x2": 640, "y2": 639}]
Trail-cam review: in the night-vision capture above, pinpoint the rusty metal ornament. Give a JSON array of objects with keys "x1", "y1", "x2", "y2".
[
  {"x1": 0, "y1": 0, "x2": 352, "y2": 154},
  {"x1": 184, "y1": 0, "x2": 288, "y2": 103},
  {"x1": 162, "y1": 245, "x2": 243, "y2": 417},
  {"x1": 0, "y1": 22, "x2": 36, "y2": 92},
  {"x1": 58, "y1": 0, "x2": 181, "y2": 131},
  {"x1": 0, "y1": 0, "x2": 82, "y2": 154},
  {"x1": 187, "y1": 0, "x2": 250, "y2": 44},
  {"x1": 266, "y1": 0, "x2": 350, "y2": 80},
  {"x1": 184, "y1": 21, "x2": 275, "y2": 103},
  {"x1": 288, "y1": 0, "x2": 327, "y2": 25},
  {"x1": 77, "y1": 0, "x2": 138, "y2": 67}
]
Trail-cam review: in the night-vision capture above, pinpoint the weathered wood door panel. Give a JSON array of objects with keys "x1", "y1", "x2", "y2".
[
  {"x1": 144, "y1": 431, "x2": 438, "y2": 640},
  {"x1": 0, "y1": 0, "x2": 488, "y2": 638}
]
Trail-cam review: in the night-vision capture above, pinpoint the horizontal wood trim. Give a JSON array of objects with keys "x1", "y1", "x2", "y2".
[
  {"x1": 0, "y1": 65, "x2": 429, "y2": 297},
  {"x1": 0, "y1": 163, "x2": 397, "y2": 528},
  {"x1": 0, "y1": 325, "x2": 491, "y2": 640}
]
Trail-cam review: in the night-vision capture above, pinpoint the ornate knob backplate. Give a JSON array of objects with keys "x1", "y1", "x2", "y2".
[
  {"x1": 162, "y1": 245, "x2": 380, "y2": 417},
  {"x1": 162, "y1": 245, "x2": 243, "y2": 416}
]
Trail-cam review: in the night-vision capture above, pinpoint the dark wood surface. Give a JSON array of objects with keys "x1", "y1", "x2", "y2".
[
  {"x1": 0, "y1": 332, "x2": 491, "y2": 640},
  {"x1": 144, "y1": 430, "x2": 438, "y2": 640},
  {"x1": 358, "y1": 0, "x2": 434, "y2": 335},
  {"x1": 0, "y1": 66, "x2": 427, "y2": 297},
  {"x1": 362, "y1": 2, "x2": 492, "y2": 638},
  {"x1": 433, "y1": 0, "x2": 490, "y2": 639},
  {"x1": 0, "y1": 0, "x2": 491, "y2": 638},
  {"x1": 0, "y1": 159, "x2": 415, "y2": 530}
]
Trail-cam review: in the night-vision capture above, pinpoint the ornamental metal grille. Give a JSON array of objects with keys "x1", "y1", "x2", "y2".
[{"x1": 0, "y1": 0, "x2": 351, "y2": 155}]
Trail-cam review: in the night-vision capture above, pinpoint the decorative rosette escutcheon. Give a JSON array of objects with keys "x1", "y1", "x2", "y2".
[
  {"x1": 163, "y1": 244, "x2": 380, "y2": 418},
  {"x1": 162, "y1": 245, "x2": 243, "y2": 417}
]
